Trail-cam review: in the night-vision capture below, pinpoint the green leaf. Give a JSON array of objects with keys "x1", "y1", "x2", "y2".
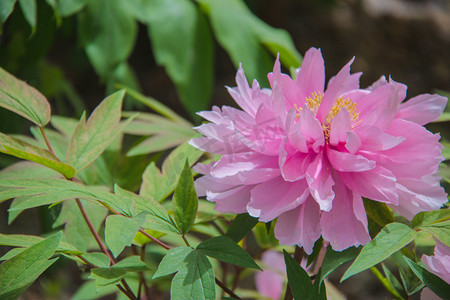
[
  {"x1": 153, "y1": 246, "x2": 193, "y2": 279},
  {"x1": 0, "y1": 161, "x2": 59, "y2": 180},
  {"x1": 363, "y1": 198, "x2": 395, "y2": 237},
  {"x1": 132, "y1": 0, "x2": 213, "y2": 116},
  {"x1": 404, "y1": 257, "x2": 450, "y2": 299},
  {"x1": 0, "y1": 233, "x2": 80, "y2": 254},
  {"x1": 114, "y1": 185, "x2": 177, "y2": 232},
  {"x1": 89, "y1": 268, "x2": 126, "y2": 287},
  {"x1": 0, "y1": 248, "x2": 25, "y2": 261},
  {"x1": 171, "y1": 251, "x2": 215, "y2": 300},
  {"x1": 419, "y1": 226, "x2": 450, "y2": 247},
  {"x1": 79, "y1": 0, "x2": 137, "y2": 79},
  {"x1": 82, "y1": 252, "x2": 110, "y2": 268},
  {"x1": 50, "y1": 115, "x2": 78, "y2": 138},
  {"x1": 0, "y1": 0, "x2": 16, "y2": 27},
  {"x1": 140, "y1": 142, "x2": 203, "y2": 202},
  {"x1": 71, "y1": 280, "x2": 116, "y2": 300},
  {"x1": 112, "y1": 255, "x2": 147, "y2": 271},
  {"x1": 56, "y1": 0, "x2": 87, "y2": 17},
  {"x1": 382, "y1": 264, "x2": 407, "y2": 299},
  {"x1": 412, "y1": 210, "x2": 450, "y2": 228},
  {"x1": 198, "y1": 0, "x2": 301, "y2": 85},
  {"x1": 53, "y1": 198, "x2": 108, "y2": 252},
  {"x1": 283, "y1": 249, "x2": 313, "y2": 300},
  {"x1": 67, "y1": 90, "x2": 133, "y2": 172},
  {"x1": 399, "y1": 266, "x2": 425, "y2": 296},
  {"x1": 127, "y1": 132, "x2": 192, "y2": 156},
  {"x1": 321, "y1": 247, "x2": 360, "y2": 281},
  {"x1": 105, "y1": 213, "x2": 146, "y2": 258},
  {"x1": 433, "y1": 112, "x2": 450, "y2": 123},
  {"x1": 225, "y1": 213, "x2": 258, "y2": 243},
  {"x1": 196, "y1": 236, "x2": 261, "y2": 270},
  {"x1": 0, "y1": 68, "x2": 50, "y2": 126},
  {"x1": 0, "y1": 232, "x2": 61, "y2": 300},
  {"x1": 173, "y1": 160, "x2": 198, "y2": 234},
  {"x1": 18, "y1": 0, "x2": 36, "y2": 33},
  {"x1": 342, "y1": 223, "x2": 417, "y2": 281}
]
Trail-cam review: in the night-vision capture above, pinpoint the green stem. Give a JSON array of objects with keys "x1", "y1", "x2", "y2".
[
  {"x1": 370, "y1": 266, "x2": 404, "y2": 300},
  {"x1": 39, "y1": 126, "x2": 60, "y2": 161}
]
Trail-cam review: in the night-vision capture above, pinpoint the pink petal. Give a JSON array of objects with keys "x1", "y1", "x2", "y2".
[
  {"x1": 285, "y1": 109, "x2": 308, "y2": 153},
  {"x1": 300, "y1": 107, "x2": 325, "y2": 153},
  {"x1": 397, "y1": 94, "x2": 448, "y2": 125},
  {"x1": 345, "y1": 131, "x2": 362, "y2": 154},
  {"x1": 367, "y1": 75, "x2": 388, "y2": 91},
  {"x1": 354, "y1": 125, "x2": 405, "y2": 152},
  {"x1": 227, "y1": 64, "x2": 260, "y2": 116},
  {"x1": 321, "y1": 175, "x2": 370, "y2": 251},
  {"x1": 279, "y1": 142, "x2": 316, "y2": 182},
  {"x1": 356, "y1": 80, "x2": 406, "y2": 130},
  {"x1": 340, "y1": 166, "x2": 398, "y2": 205},
  {"x1": 208, "y1": 185, "x2": 253, "y2": 214},
  {"x1": 296, "y1": 47, "x2": 325, "y2": 103},
  {"x1": 317, "y1": 57, "x2": 360, "y2": 122},
  {"x1": 306, "y1": 153, "x2": 335, "y2": 211},
  {"x1": 274, "y1": 197, "x2": 321, "y2": 254},
  {"x1": 326, "y1": 148, "x2": 375, "y2": 172},
  {"x1": 248, "y1": 177, "x2": 309, "y2": 222},
  {"x1": 421, "y1": 240, "x2": 450, "y2": 284},
  {"x1": 256, "y1": 251, "x2": 286, "y2": 300},
  {"x1": 268, "y1": 56, "x2": 301, "y2": 110},
  {"x1": 376, "y1": 119, "x2": 444, "y2": 179},
  {"x1": 210, "y1": 153, "x2": 280, "y2": 185},
  {"x1": 389, "y1": 175, "x2": 447, "y2": 220},
  {"x1": 329, "y1": 108, "x2": 351, "y2": 146}
]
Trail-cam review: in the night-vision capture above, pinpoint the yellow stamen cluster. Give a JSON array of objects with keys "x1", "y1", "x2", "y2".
[
  {"x1": 294, "y1": 92, "x2": 324, "y2": 118},
  {"x1": 294, "y1": 92, "x2": 361, "y2": 143}
]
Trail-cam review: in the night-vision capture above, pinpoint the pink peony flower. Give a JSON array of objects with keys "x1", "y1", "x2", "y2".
[
  {"x1": 255, "y1": 251, "x2": 286, "y2": 300},
  {"x1": 421, "y1": 240, "x2": 450, "y2": 284},
  {"x1": 191, "y1": 47, "x2": 448, "y2": 253}
]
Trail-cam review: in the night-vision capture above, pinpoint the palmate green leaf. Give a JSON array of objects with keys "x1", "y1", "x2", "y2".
[
  {"x1": 0, "y1": 132, "x2": 76, "y2": 178},
  {"x1": 0, "y1": 232, "x2": 61, "y2": 300},
  {"x1": 0, "y1": 233, "x2": 80, "y2": 254},
  {"x1": 128, "y1": 0, "x2": 213, "y2": 116},
  {"x1": 382, "y1": 264, "x2": 407, "y2": 299},
  {"x1": 197, "y1": 0, "x2": 301, "y2": 85},
  {"x1": 114, "y1": 185, "x2": 177, "y2": 233},
  {"x1": 140, "y1": 141, "x2": 203, "y2": 202},
  {"x1": 404, "y1": 257, "x2": 450, "y2": 299},
  {"x1": 89, "y1": 268, "x2": 126, "y2": 287},
  {"x1": 79, "y1": 0, "x2": 136, "y2": 79},
  {"x1": 153, "y1": 247, "x2": 193, "y2": 279},
  {"x1": 82, "y1": 252, "x2": 110, "y2": 268},
  {"x1": 171, "y1": 251, "x2": 215, "y2": 300},
  {"x1": 0, "y1": 0, "x2": 16, "y2": 27},
  {"x1": 399, "y1": 265, "x2": 425, "y2": 296},
  {"x1": 18, "y1": 0, "x2": 36, "y2": 33},
  {"x1": 342, "y1": 223, "x2": 417, "y2": 281},
  {"x1": 105, "y1": 213, "x2": 146, "y2": 258},
  {"x1": 196, "y1": 236, "x2": 261, "y2": 270},
  {"x1": 0, "y1": 178, "x2": 134, "y2": 217},
  {"x1": 53, "y1": 199, "x2": 108, "y2": 252},
  {"x1": 0, "y1": 67, "x2": 50, "y2": 126},
  {"x1": 173, "y1": 160, "x2": 198, "y2": 234},
  {"x1": 67, "y1": 90, "x2": 133, "y2": 172},
  {"x1": 112, "y1": 255, "x2": 147, "y2": 271},
  {"x1": 283, "y1": 249, "x2": 313, "y2": 300},
  {"x1": 225, "y1": 213, "x2": 258, "y2": 243}
]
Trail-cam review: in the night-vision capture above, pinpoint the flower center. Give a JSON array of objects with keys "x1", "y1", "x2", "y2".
[{"x1": 294, "y1": 92, "x2": 361, "y2": 142}]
